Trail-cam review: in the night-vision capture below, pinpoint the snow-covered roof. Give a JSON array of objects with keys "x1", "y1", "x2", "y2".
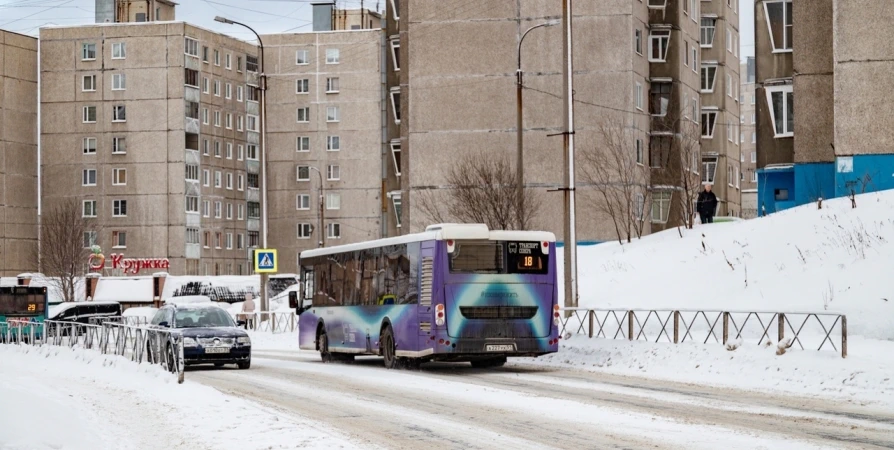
[{"x1": 93, "y1": 277, "x2": 154, "y2": 303}]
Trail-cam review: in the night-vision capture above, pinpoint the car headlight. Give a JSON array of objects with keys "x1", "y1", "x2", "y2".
[
  {"x1": 183, "y1": 337, "x2": 198, "y2": 347},
  {"x1": 237, "y1": 336, "x2": 251, "y2": 344}
]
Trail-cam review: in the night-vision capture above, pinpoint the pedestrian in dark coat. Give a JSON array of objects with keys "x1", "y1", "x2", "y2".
[{"x1": 697, "y1": 184, "x2": 718, "y2": 224}]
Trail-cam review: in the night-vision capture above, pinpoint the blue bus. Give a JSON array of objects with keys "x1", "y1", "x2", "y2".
[
  {"x1": 0, "y1": 286, "x2": 49, "y2": 342},
  {"x1": 293, "y1": 224, "x2": 559, "y2": 368}
]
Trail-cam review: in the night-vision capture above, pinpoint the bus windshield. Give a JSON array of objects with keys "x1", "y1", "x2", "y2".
[
  {"x1": 0, "y1": 292, "x2": 46, "y2": 316},
  {"x1": 449, "y1": 241, "x2": 549, "y2": 275}
]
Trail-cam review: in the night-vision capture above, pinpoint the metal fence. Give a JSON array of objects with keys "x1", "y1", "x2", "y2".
[
  {"x1": 560, "y1": 308, "x2": 848, "y2": 358},
  {"x1": 235, "y1": 311, "x2": 297, "y2": 334},
  {"x1": 1, "y1": 320, "x2": 185, "y2": 383}
]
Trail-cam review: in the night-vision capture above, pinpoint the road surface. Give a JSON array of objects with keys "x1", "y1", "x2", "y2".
[{"x1": 191, "y1": 350, "x2": 894, "y2": 450}]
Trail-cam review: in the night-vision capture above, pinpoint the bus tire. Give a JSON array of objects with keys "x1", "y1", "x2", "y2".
[
  {"x1": 380, "y1": 325, "x2": 397, "y2": 369},
  {"x1": 319, "y1": 331, "x2": 333, "y2": 363}
]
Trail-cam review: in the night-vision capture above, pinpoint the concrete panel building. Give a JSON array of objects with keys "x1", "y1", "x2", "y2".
[
  {"x1": 755, "y1": 0, "x2": 894, "y2": 214},
  {"x1": 0, "y1": 30, "x2": 39, "y2": 275},
  {"x1": 385, "y1": 0, "x2": 719, "y2": 242},
  {"x1": 740, "y1": 57, "x2": 757, "y2": 218},
  {"x1": 40, "y1": 22, "x2": 259, "y2": 276}
]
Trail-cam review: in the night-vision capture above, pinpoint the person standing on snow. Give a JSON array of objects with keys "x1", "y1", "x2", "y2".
[{"x1": 697, "y1": 184, "x2": 718, "y2": 224}]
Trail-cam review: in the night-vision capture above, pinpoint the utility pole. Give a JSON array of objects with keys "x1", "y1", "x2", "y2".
[{"x1": 561, "y1": 0, "x2": 579, "y2": 310}]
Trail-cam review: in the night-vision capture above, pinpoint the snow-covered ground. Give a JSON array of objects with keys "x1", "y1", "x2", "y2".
[{"x1": 0, "y1": 344, "x2": 359, "y2": 450}]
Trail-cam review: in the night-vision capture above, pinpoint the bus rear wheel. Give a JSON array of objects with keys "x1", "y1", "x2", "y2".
[
  {"x1": 381, "y1": 325, "x2": 397, "y2": 369},
  {"x1": 319, "y1": 331, "x2": 333, "y2": 363}
]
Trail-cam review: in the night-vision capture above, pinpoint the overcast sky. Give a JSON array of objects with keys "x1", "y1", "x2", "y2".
[{"x1": 1, "y1": 0, "x2": 754, "y2": 59}]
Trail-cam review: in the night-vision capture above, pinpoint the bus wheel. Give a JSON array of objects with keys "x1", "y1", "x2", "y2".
[
  {"x1": 381, "y1": 325, "x2": 397, "y2": 369},
  {"x1": 319, "y1": 331, "x2": 333, "y2": 363}
]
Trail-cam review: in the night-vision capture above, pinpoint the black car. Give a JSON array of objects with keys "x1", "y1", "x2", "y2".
[
  {"x1": 48, "y1": 301, "x2": 122, "y2": 335},
  {"x1": 148, "y1": 304, "x2": 251, "y2": 369}
]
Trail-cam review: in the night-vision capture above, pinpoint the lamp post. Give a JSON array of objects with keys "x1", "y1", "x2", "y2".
[
  {"x1": 309, "y1": 166, "x2": 325, "y2": 248},
  {"x1": 215, "y1": 16, "x2": 270, "y2": 311},
  {"x1": 516, "y1": 20, "x2": 560, "y2": 229},
  {"x1": 560, "y1": 1, "x2": 579, "y2": 311}
]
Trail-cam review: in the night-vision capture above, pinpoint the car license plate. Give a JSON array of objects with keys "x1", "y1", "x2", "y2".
[
  {"x1": 204, "y1": 347, "x2": 229, "y2": 354},
  {"x1": 486, "y1": 344, "x2": 515, "y2": 352}
]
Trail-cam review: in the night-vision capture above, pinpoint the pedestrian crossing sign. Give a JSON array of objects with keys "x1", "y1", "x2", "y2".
[{"x1": 254, "y1": 249, "x2": 278, "y2": 273}]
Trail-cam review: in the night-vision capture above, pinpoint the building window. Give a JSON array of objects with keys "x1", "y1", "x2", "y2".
[
  {"x1": 635, "y1": 82, "x2": 643, "y2": 110},
  {"x1": 82, "y1": 169, "x2": 97, "y2": 186},
  {"x1": 185, "y1": 101, "x2": 199, "y2": 120},
  {"x1": 766, "y1": 85, "x2": 794, "y2": 137},
  {"x1": 701, "y1": 111, "x2": 717, "y2": 138},
  {"x1": 248, "y1": 173, "x2": 259, "y2": 188},
  {"x1": 736, "y1": 167, "x2": 740, "y2": 188},
  {"x1": 390, "y1": 140, "x2": 401, "y2": 176},
  {"x1": 214, "y1": 170, "x2": 222, "y2": 188},
  {"x1": 226, "y1": 113, "x2": 232, "y2": 129},
  {"x1": 326, "y1": 106, "x2": 340, "y2": 122},
  {"x1": 214, "y1": 111, "x2": 221, "y2": 127},
  {"x1": 649, "y1": 83, "x2": 671, "y2": 116},
  {"x1": 326, "y1": 77, "x2": 340, "y2": 93},
  {"x1": 326, "y1": 193, "x2": 341, "y2": 210},
  {"x1": 728, "y1": 165, "x2": 734, "y2": 186},
  {"x1": 297, "y1": 224, "x2": 312, "y2": 239},
  {"x1": 226, "y1": 173, "x2": 233, "y2": 190},
  {"x1": 648, "y1": 0, "x2": 667, "y2": 8},
  {"x1": 215, "y1": 232, "x2": 222, "y2": 249},
  {"x1": 214, "y1": 141, "x2": 221, "y2": 157},
  {"x1": 82, "y1": 43, "x2": 96, "y2": 60},
  {"x1": 237, "y1": 234, "x2": 244, "y2": 249},
  {"x1": 248, "y1": 202, "x2": 260, "y2": 219},
  {"x1": 238, "y1": 144, "x2": 244, "y2": 160},
  {"x1": 684, "y1": 41, "x2": 689, "y2": 66},
  {"x1": 247, "y1": 85, "x2": 260, "y2": 102},
  {"x1": 633, "y1": 193, "x2": 645, "y2": 221},
  {"x1": 226, "y1": 203, "x2": 233, "y2": 220},
  {"x1": 82, "y1": 200, "x2": 97, "y2": 218},
  {"x1": 213, "y1": 49, "x2": 220, "y2": 66},
  {"x1": 246, "y1": 55, "x2": 259, "y2": 73},
  {"x1": 237, "y1": 56, "x2": 243, "y2": 71},
  {"x1": 83, "y1": 231, "x2": 98, "y2": 248},
  {"x1": 296, "y1": 108, "x2": 310, "y2": 123},
  {"x1": 649, "y1": 135, "x2": 672, "y2": 168},
  {"x1": 247, "y1": 115, "x2": 259, "y2": 132},
  {"x1": 202, "y1": 46, "x2": 209, "y2": 63},
  {"x1": 297, "y1": 194, "x2": 310, "y2": 210},
  {"x1": 237, "y1": 174, "x2": 244, "y2": 191},
  {"x1": 112, "y1": 168, "x2": 126, "y2": 186},
  {"x1": 702, "y1": 157, "x2": 718, "y2": 184},
  {"x1": 634, "y1": 29, "x2": 642, "y2": 55},
  {"x1": 700, "y1": 18, "x2": 716, "y2": 47},
  {"x1": 226, "y1": 233, "x2": 233, "y2": 249},
  {"x1": 202, "y1": 140, "x2": 210, "y2": 156},
  {"x1": 751, "y1": 170, "x2": 758, "y2": 183},
  {"x1": 248, "y1": 231, "x2": 259, "y2": 248},
  {"x1": 391, "y1": 194, "x2": 402, "y2": 228},
  {"x1": 297, "y1": 136, "x2": 310, "y2": 152},
  {"x1": 635, "y1": 139, "x2": 643, "y2": 165},
  {"x1": 112, "y1": 73, "x2": 126, "y2": 90},
  {"x1": 226, "y1": 142, "x2": 233, "y2": 159},
  {"x1": 214, "y1": 201, "x2": 222, "y2": 218},
  {"x1": 296, "y1": 49, "x2": 309, "y2": 65},
  {"x1": 83, "y1": 137, "x2": 96, "y2": 154},
  {"x1": 214, "y1": 80, "x2": 220, "y2": 97},
  {"x1": 185, "y1": 68, "x2": 199, "y2": 87},
  {"x1": 184, "y1": 38, "x2": 199, "y2": 57},
  {"x1": 112, "y1": 200, "x2": 127, "y2": 217},
  {"x1": 202, "y1": 200, "x2": 210, "y2": 217},
  {"x1": 225, "y1": 83, "x2": 232, "y2": 99},
  {"x1": 112, "y1": 105, "x2": 126, "y2": 122},
  {"x1": 247, "y1": 144, "x2": 258, "y2": 160},
  {"x1": 326, "y1": 48, "x2": 340, "y2": 64},
  {"x1": 752, "y1": 132, "x2": 757, "y2": 144},
  {"x1": 390, "y1": 39, "x2": 400, "y2": 71},
  {"x1": 113, "y1": 231, "x2": 127, "y2": 248},
  {"x1": 186, "y1": 228, "x2": 200, "y2": 245},
  {"x1": 691, "y1": 46, "x2": 698, "y2": 73},
  {"x1": 650, "y1": 191, "x2": 671, "y2": 223},
  {"x1": 203, "y1": 231, "x2": 210, "y2": 247},
  {"x1": 186, "y1": 196, "x2": 199, "y2": 213},
  {"x1": 83, "y1": 106, "x2": 96, "y2": 123},
  {"x1": 237, "y1": 115, "x2": 243, "y2": 131},
  {"x1": 327, "y1": 136, "x2": 340, "y2": 151},
  {"x1": 186, "y1": 164, "x2": 199, "y2": 181},
  {"x1": 327, "y1": 164, "x2": 340, "y2": 181},
  {"x1": 112, "y1": 42, "x2": 126, "y2": 59},
  {"x1": 727, "y1": 74, "x2": 734, "y2": 97},
  {"x1": 700, "y1": 65, "x2": 717, "y2": 92},
  {"x1": 202, "y1": 169, "x2": 210, "y2": 186},
  {"x1": 82, "y1": 75, "x2": 96, "y2": 92},
  {"x1": 296, "y1": 79, "x2": 309, "y2": 94},
  {"x1": 202, "y1": 108, "x2": 209, "y2": 124},
  {"x1": 225, "y1": 53, "x2": 231, "y2": 70},
  {"x1": 648, "y1": 29, "x2": 671, "y2": 62},
  {"x1": 238, "y1": 204, "x2": 244, "y2": 220},
  {"x1": 203, "y1": 77, "x2": 209, "y2": 94},
  {"x1": 237, "y1": 85, "x2": 243, "y2": 102},
  {"x1": 390, "y1": 88, "x2": 401, "y2": 123},
  {"x1": 327, "y1": 223, "x2": 341, "y2": 239},
  {"x1": 296, "y1": 166, "x2": 310, "y2": 181},
  {"x1": 728, "y1": 122, "x2": 734, "y2": 142}
]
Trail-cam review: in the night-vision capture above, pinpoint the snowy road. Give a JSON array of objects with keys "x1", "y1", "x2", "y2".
[{"x1": 191, "y1": 350, "x2": 894, "y2": 450}]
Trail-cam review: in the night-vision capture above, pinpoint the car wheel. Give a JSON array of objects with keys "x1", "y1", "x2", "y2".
[
  {"x1": 381, "y1": 325, "x2": 397, "y2": 369},
  {"x1": 319, "y1": 331, "x2": 332, "y2": 363},
  {"x1": 237, "y1": 360, "x2": 251, "y2": 370},
  {"x1": 165, "y1": 345, "x2": 177, "y2": 374}
]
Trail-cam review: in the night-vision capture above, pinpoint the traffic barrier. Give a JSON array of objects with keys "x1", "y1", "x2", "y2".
[{"x1": 235, "y1": 311, "x2": 297, "y2": 334}]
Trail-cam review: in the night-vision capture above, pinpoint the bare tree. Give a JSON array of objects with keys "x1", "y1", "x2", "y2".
[
  {"x1": 676, "y1": 119, "x2": 703, "y2": 230},
  {"x1": 580, "y1": 118, "x2": 649, "y2": 244},
  {"x1": 37, "y1": 198, "x2": 99, "y2": 302},
  {"x1": 416, "y1": 152, "x2": 542, "y2": 230}
]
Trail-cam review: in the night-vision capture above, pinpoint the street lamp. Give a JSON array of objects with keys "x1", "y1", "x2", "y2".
[
  {"x1": 516, "y1": 19, "x2": 560, "y2": 229},
  {"x1": 308, "y1": 166, "x2": 325, "y2": 248},
  {"x1": 215, "y1": 16, "x2": 271, "y2": 311}
]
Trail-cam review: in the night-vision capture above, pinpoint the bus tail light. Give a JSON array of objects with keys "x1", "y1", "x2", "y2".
[
  {"x1": 542, "y1": 241, "x2": 550, "y2": 255},
  {"x1": 553, "y1": 304, "x2": 560, "y2": 326},
  {"x1": 435, "y1": 304, "x2": 445, "y2": 326},
  {"x1": 446, "y1": 240, "x2": 455, "y2": 253}
]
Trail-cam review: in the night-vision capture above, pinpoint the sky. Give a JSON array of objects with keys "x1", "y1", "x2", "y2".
[{"x1": 0, "y1": 0, "x2": 755, "y2": 58}]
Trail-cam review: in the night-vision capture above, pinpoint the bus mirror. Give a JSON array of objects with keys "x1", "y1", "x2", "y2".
[{"x1": 288, "y1": 291, "x2": 298, "y2": 309}]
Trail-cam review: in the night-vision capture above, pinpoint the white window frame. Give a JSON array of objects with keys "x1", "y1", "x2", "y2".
[
  {"x1": 296, "y1": 108, "x2": 310, "y2": 123},
  {"x1": 238, "y1": 204, "x2": 244, "y2": 220},
  {"x1": 226, "y1": 113, "x2": 232, "y2": 130},
  {"x1": 327, "y1": 136, "x2": 340, "y2": 152},
  {"x1": 326, "y1": 193, "x2": 341, "y2": 210},
  {"x1": 202, "y1": 169, "x2": 210, "y2": 187},
  {"x1": 647, "y1": 0, "x2": 668, "y2": 8},
  {"x1": 83, "y1": 137, "x2": 97, "y2": 155},
  {"x1": 213, "y1": 49, "x2": 220, "y2": 66},
  {"x1": 296, "y1": 79, "x2": 309, "y2": 94},
  {"x1": 650, "y1": 191, "x2": 671, "y2": 224},
  {"x1": 226, "y1": 142, "x2": 233, "y2": 159},
  {"x1": 82, "y1": 75, "x2": 96, "y2": 92},
  {"x1": 83, "y1": 106, "x2": 96, "y2": 123},
  {"x1": 225, "y1": 53, "x2": 231, "y2": 70},
  {"x1": 298, "y1": 223, "x2": 312, "y2": 239},
  {"x1": 296, "y1": 49, "x2": 309, "y2": 65},
  {"x1": 237, "y1": 85, "x2": 244, "y2": 102},
  {"x1": 237, "y1": 174, "x2": 244, "y2": 191},
  {"x1": 226, "y1": 204, "x2": 233, "y2": 221},
  {"x1": 701, "y1": 111, "x2": 718, "y2": 138},
  {"x1": 226, "y1": 172, "x2": 233, "y2": 190},
  {"x1": 390, "y1": 140, "x2": 401, "y2": 176},
  {"x1": 297, "y1": 136, "x2": 310, "y2": 152},
  {"x1": 112, "y1": 168, "x2": 126, "y2": 186},
  {"x1": 326, "y1": 77, "x2": 340, "y2": 93},
  {"x1": 326, "y1": 106, "x2": 340, "y2": 123},
  {"x1": 82, "y1": 43, "x2": 96, "y2": 61},
  {"x1": 225, "y1": 83, "x2": 232, "y2": 99},
  {"x1": 327, "y1": 164, "x2": 340, "y2": 181},
  {"x1": 214, "y1": 201, "x2": 222, "y2": 219},
  {"x1": 214, "y1": 170, "x2": 222, "y2": 188},
  {"x1": 327, "y1": 223, "x2": 341, "y2": 239},
  {"x1": 390, "y1": 88, "x2": 401, "y2": 124},
  {"x1": 296, "y1": 166, "x2": 310, "y2": 181},
  {"x1": 186, "y1": 196, "x2": 199, "y2": 213},
  {"x1": 648, "y1": 29, "x2": 671, "y2": 62},
  {"x1": 390, "y1": 39, "x2": 400, "y2": 71},
  {"x1": 702, "y1": 157, "x2": 718, "y2": 184},
  {"x1": 766, "y1": 84, "x2": 794, "y2": 138},
  {"x1": 112, "y1": 200, "x2": 127, "y2": 217},
  {"x1": 214, "y1": 80, "x2": 221, "y2": 97},
  {"x1": 112, "y1": 42, "x2": 126, "y2": 59},
  {"x1": 326, "y1": 48, "x2": 340, "y2": 64},
  {"x1": 297, "y1": 194, "x2": 310, "y2": 210},
  {"x1": 391, "y1": 193, "x2": 402, "y2": 228},
  {"x1": 247, "y1": 115, "x2": 259, "y2": 132},
  {"x1": 113, "y1": 231, "x2": 127, "y2": 248},
  {"x1": 112, "y1": 105, "x2": 126, "y2": 122},
  {"x1": 634, "y1": 29, "x2": 643, "y2": 55},
  {"x1": 202, "y1": 200, "x2": 210, "y2": 218},
  {"x1": 82, "y1": 200, "x2": 97, "y2": 218},
  {"x1": 112, "y1": 73, "x2": 126, "y2": 91},
  {"x1": 726, "y1": 74, "x2": 733, "y2": 97},
  {"x1": 184, "y1": 38, "x2": 199, "y2": 57},
  {"x1": 247, "y1": 144, "x2": 258, "y2": 160},
  {"x1": 635, "y1": 139, "x2": 643, "y2": 166},
  {"x1": 390, "y1": 0, "x2": 400, "y2": 20},
  {"x1": 238, "y1": 144, "x2": 244, "y2": 160}
]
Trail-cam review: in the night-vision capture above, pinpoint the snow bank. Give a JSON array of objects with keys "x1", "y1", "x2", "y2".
[
  {"x1": 0, "y1": 345, "x2": 359, "y2": 449},
  {"x1": 560, "y1": 191, "x2": 894, "y2": 340}
]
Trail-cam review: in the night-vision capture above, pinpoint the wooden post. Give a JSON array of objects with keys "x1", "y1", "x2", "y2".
[
  {"x1": 841, "y1": 315, "x2": 847, "y2": 358},
  {"x1": 588, "y1": 310, "x2": 594, "y2": 338},
  {"x1": 628, "y1": 311, "x2": 634, "y2": 341},
  {"x1": 778, "y1": 313, "x2": 785, "y2": 343},
  {"x1": 722, "y1": 312, "x2": 729, "y2": 345},
  {"x1": 673, "y1": 311, "x2": 680, "y2": 344}
]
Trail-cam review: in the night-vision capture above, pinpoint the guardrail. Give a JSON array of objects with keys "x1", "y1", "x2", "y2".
[
  {"x1": 1, "y1": 319, "x2": 185, "y2": 383},
  {"x1": 560, "y1": 308, "x2": 847, "y2": 358},
  {"x1": 235, "y1": 311, "x2": 297, "y2": 334}
]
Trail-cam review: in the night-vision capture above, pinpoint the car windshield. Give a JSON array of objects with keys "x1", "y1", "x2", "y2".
[{"x1": 174, "y1": 308, "x2": 234, "y2": 328}]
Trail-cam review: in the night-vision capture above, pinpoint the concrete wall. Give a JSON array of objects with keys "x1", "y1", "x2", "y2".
[
  {"x1": 754, "y1": 0, "x2": 793, "y2": 169},
  {"x1": 0, "y1": 30, "x2": 39, "y2": 275},
  {"x1": 793, "y1": 0, "x2": 834, "y2": 165}
]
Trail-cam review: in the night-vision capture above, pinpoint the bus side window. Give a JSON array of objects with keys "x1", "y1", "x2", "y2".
[
  {"x1": 330, "y1": 254, "x2": 346, "y2": 306},
  {"x1": 360, "y1": 249, "x2": 377, "y2": 306},
  {"x1": 400, "y1": 242, "x2": 420, "y2": 305}
]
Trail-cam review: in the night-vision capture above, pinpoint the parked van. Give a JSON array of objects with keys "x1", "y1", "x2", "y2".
[{"x1": 48, "y1": 301, "x2": 123, "y2": 326}]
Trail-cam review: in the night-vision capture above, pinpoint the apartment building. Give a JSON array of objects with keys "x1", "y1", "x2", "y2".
[
  {"x1": 40, "y1": 22, "x2": 260, "y2": 276},
  {"x1": 698, "y1": 0, "x2": 741, "y2": 217},
  {"x1": 0, "y1": 30, "x2": 39, "y2": 275},
  {"x1": 755, "y1": 0, "x2": 894, "y2": 214},
  {"x1": 95, "y1": 0, "x2": 177, "y2": 24},
  {"x1": 386, "y1": 0, "x2": 709, "y2": 240},
  {"x1": 740, "y1": 57, "x2": 757, "y2": 218},
  {"x1": 312, "y1": 3, "x2": 382, "y2": 31},
  {"x1": 263, "y1": 15, "x2": 384, "y2": 273}
]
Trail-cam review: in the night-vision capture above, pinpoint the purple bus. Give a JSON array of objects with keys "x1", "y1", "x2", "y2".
[{"x1": 293, "y1": 224, "x2": 559, "y2": 369}]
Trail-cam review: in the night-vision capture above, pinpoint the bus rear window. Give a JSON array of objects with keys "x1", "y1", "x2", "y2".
[
  {"x1": 0, "y1": 293, "x2": 45, "y2": 315},
  {"x1": 449, "y1": 241, "x2": 549, "y2": 275}
]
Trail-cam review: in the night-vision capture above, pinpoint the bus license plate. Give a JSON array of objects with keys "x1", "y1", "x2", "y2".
[
  {"x1": 486, "y1": 344, "x2": 514, "y2": 352},
  {"x1": 204, "y1": 347, "x2": 229, "y2": 354}
]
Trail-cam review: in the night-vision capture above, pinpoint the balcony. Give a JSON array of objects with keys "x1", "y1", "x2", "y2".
[
  {"x1": 186, "y1": 243, "x2": 201, "y2": 259},
  {"x1": 247, "y1": 218, "x2": 259, "y2": 231},
  {"x1": 186, "y1": 212, "x2": 201, "y2": 227},
  {"x1": 246, "y1": 187, "x2": 259, "y2": 202},
  {"x1": 185, "y1": 117, "x2": 200, "y2": 134}
]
